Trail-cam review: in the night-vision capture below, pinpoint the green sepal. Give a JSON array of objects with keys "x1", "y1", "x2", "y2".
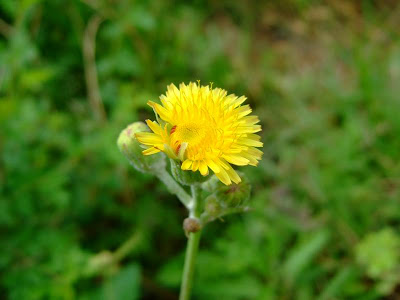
[{"x1": 170, "y1": 159, "x2": 211, "y2": 186}]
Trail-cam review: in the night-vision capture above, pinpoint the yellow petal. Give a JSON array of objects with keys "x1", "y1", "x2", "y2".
[
  {"x1": 226, "y1": 165, "x2": 241, "y2": 184},
  {"x1": 148, "y1": 101, "x2": 172, "y2": 122},
  {"x1": 237, "y1": 138, "x2": 263, "y2": 147},
  {"x1": 192, "y1": 161, "x2": 199, "y2": 172},
  {"x1": 215, "y1": 158, "x2": 230, "y2": 170},
  {"x1": 145, "y1": 120, "x2": 162, "y2": 135},
  {"x1": 236, "y1": 125, "x2": 262, "y2": 134},
  {"x1": 235, "y1": 105, "x2": 252, "y2": 118},
  {"x1": 222, "y1": 154, "x2": 250, "y2": 166},
  {"x1": 178, "y1": 142, "x2": 188, "y2": 161},
  {"x1": 181, "y1": 159, "x2": 192, "y2": 170},
  {"x1": 135, "y1": 132, "x2": 163, "y2": 145},
  {"x1": 248, "y1": 147, "x2": 263, "y2": 157},
  {"x1": 215, "y1": 168, "x2": 231, "y2": 185},
  {"x1": 163, "y1": 144, "x2": 178, "y2": 159},
  {"x1": 206, "y1": 159, "x2": 221, "y2": 173},
  {"x1": 142, "y1": 147, "x2": 161, "y2": 155},
  {"x1": 241, "y1": 152, "x2": 259, "y2": 166},
  {"x1": 159, "y1": 95, "x2": 173, "y2": 110},
  {"x1": 167, "y1": 83, "x2": 180, "y2": 97},
  {"x1": 231, "y1": 96, "x2": 247, "y2": 108},
  {"x1": 199, "y1": 161, "x2": 209, "y2": 176},
  {"x1": 241, "y1": 116, "x2": 260, "y2": 125},
  {"x1": 246, "y1": 133, "x2": 261, "y2": 141}
]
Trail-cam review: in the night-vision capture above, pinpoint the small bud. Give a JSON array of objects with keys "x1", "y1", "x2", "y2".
[
  {"x1": 117, "y1": 122, "x2": 166, "y2": 173},
  {"x1": 204, "y1": 195, "x2": 223, "y2": 217},
  {"x1": 206, "y1": 171, "x2": 251, "y2": 208},
  {"x1": 200, "y1": 172, "x2": 252, "y2": 224},
  {"x1": 170, "y1": 159, "x2": 210, "y2": 186},
  {"x1": 201, "y1": 176, "x2": 220, "y2": 193},
  {"x1": 183, "y1": 217, "x2": 201, "y2": 235},
  {"x1": 215, "y1": 178, "x2": 251, "y2": 208}
]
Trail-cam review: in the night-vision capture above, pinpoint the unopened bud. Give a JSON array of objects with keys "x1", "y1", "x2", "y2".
[
  {"x1": 204, "y1": 195, "x2": 223, "y2": 217},
  {"x1": 201, "y1": 176, "x2": 220, "y2": 193},
  {"x1": 216, "y1": 182, "x2": 251, "y2": 207},
  {"x1": 201, "y1": 173, "x2": 252, "y2": 224},
  {"x1": 206, "y1": 171, "x2": 251, "y2": 208},
  {"x1": 215, "y1": 178, "x2": 251, "y2": 208},
  {"x1": 117, "y1": 122, "x2": 166, "y2": 173}
]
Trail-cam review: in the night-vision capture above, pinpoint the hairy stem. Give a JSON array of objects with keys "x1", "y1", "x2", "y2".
[
  {"x1": 179, "y1": 185, "x2": 202, "y2": 300},
  {"x1": 156, "y1": 169, "x2": 193, "y2": 209}
]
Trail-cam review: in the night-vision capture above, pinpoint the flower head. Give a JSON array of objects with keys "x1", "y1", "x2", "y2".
[{"x1": 136, "y1": 82, "x2": 263, "y2": 185}]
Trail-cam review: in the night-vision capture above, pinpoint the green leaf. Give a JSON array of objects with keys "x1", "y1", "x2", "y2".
[
  {"x1": 101, "y1": 264, "x2": 141, "y2": 300},
  {"x1": 157, "y1": 255, "x2": 183, "y2": 288},
  {"x1": 318, "y1": 267, "x2": 356, "y2": 300},
  {"x1": 283, "y1": 230, "x2": 330, "y2": 285}
]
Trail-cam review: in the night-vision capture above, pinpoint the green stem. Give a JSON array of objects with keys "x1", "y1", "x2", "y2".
[
  {"x1": 189, "y1": 185, "x2": 202, "y2": 217},
  {"x1": 179, "y1": 185, "x2": 202, "y2": 300},
  {"x1": 156, "y1": 169, "x2": 193, "y2": 208},
  {"x1": 179, "y1": 231, "x2": 201, "y2": 300}
]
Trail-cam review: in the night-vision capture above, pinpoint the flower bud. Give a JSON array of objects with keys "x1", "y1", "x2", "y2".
[
  {"x1": 205, "y1": 171, "x2": 251, "y2": 207},
  {"x1": 215, "y1": 177, "x2": 251, "y2": 208},
  {"x1": 170, "y1": 159, "x2": 210, "y2": 186},
  {"x1": 201, "y1": 176, "x2": 220, "y2": 193},
  {"x1": 117, "y1": 122, "x2": 166, "y2": 173},
  {"x1": 200, "y1": 174, "x2": 251, "y2": 224},
  {"x1": 204, "y1": 195, "x2": 223, "y2": 217}
]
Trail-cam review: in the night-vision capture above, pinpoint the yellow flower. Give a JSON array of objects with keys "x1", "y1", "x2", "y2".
[{"x1": 136, "y1": 82, "x2": 263, "y2": 185}]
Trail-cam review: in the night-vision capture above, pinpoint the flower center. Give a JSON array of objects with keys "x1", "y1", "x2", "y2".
[
  {"x1": 170, "y1": 121, "x2": 219, "y2": 160},
  {"x1": 172, "y1": 123, "x2": 207, "y2": 146}
]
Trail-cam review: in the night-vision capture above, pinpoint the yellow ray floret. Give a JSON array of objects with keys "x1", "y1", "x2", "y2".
[{"x1": 136, "y1": 82, "x2": 263, "y2": 185}]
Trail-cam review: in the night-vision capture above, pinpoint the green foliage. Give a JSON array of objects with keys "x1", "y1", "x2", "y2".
[
  {"x1": 283, "y1": 229, "x2": 330, "y2": 286},
  {"x1": 356, "y1": 228, "x2": 400, "y2": 295},
  {"x1": 98, "y1": 264, "x2": 141, "y2": 300},
  {"x1": 1, "y1": 0, "x2": 400, "y2": 299}
]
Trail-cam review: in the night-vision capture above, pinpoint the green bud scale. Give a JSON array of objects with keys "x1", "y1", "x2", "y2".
[{"x1": 170, "y1": 159, "x2": 211, "y2": 186}]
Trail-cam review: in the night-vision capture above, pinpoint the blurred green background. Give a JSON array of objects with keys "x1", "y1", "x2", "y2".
[{"x1": 1, "y1": 0, "x2": 400, "y2": 299}]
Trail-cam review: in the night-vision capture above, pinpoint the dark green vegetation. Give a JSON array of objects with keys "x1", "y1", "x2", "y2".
[{"x1": 1, "y1": 1, "x2": 400, "y2": 299}]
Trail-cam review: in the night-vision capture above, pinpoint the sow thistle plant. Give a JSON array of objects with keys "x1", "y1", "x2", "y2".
[{"x1": 117, "y1": 82, "x2": 262, "y2": 300}]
